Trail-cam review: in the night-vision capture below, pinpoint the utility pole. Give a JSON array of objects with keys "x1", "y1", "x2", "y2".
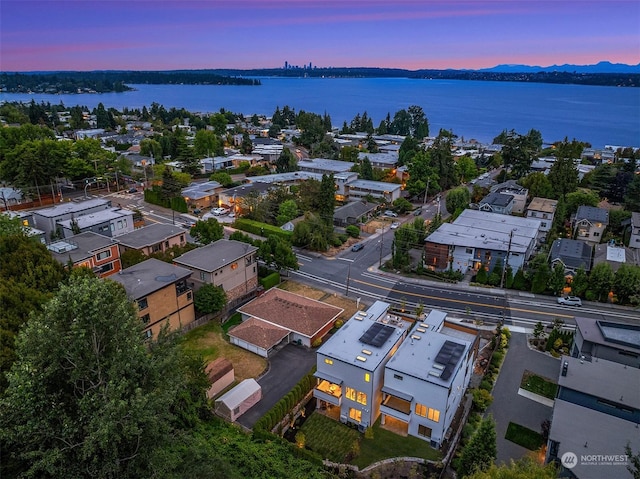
[
  {"x1": 338, "y1": 258, "x2": 354, "y2": 296},
  {"x1": 500, "y1": 229, "x2": 514, "y2": 289},
  {"x1": 423, "y1": 177, "x2": 430, "y2": 206},
  {"x1": 379, "y1": 226, "x2": 385, "y2": 267}
]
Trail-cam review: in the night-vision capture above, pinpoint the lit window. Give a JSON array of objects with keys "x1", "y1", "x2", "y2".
[
  {"x1": 364, "y1": 373, "x2": 370, "y2": 382},
  {"x1": 345, "y1": 387, "x2": 356, "y2": 401},
  {"x1": 349, "y1": 408, "x2": 362, "y2": 423},
  {"x1": 356, "y1": 391, "x2": 367, "y2": 406},
  {"x1": 231, "y1": 262, "x2": 238, "y2": 270},
  {"x1": 415, "y1": 403, "x2": 427, "y2": 417},
  {"x1": 428, "y1": 408, "x2": 440, "y2": 422},
  {"x1": 324, "y1": 358, "x2": 333, "y2": 365}
]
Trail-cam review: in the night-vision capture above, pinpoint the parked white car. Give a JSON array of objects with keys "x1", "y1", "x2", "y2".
[
  {"x1": 557, "y1": 296, "x2": 582, "y2": 306},
  {"x1": 383, "y1": 210, "x2": 398, "y2": 218},
  {"x1": 212, "y1": 207, "x2": 229, "y2": 216},
  {"x1": 390, "y1": 222, "x2": 401, "y2": 229}
]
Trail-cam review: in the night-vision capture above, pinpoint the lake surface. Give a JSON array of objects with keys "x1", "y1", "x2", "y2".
[{"x1": 2, "y1": 77, "x2": 639, "y2": 148}]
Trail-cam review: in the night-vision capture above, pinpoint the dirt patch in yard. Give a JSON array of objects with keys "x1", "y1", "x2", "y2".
[
  {"x1": 181, "y1": 321, "x2": 267, "y2": 382},
  {"x1": 278, "y1": 281, "x2": 326, "y2": 300}
]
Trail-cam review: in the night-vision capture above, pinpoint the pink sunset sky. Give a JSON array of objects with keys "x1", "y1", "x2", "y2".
[{"x1": 1, "y1": 0, "x2": 639, "y2": 72}]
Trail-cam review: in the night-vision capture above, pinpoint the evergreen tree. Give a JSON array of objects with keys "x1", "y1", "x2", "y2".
[
  {"x1": 512, "y1": 268, "x2": 527, "y2": 290},
  {"x1": 318, "y1": 174, "x2": 335, "y2": 227},
  {"x1": 275, "y1": 148, "x2": 298, "y2": 173},
  {"x1": 360, "y1": 157, "x2": 374, "y2": 180},
  {"x1": 458, "y1": 416, "x2": 497, "y2": 477},
  {"x1": 548, "y1": 140, "x2": 579, "y2": 198}
]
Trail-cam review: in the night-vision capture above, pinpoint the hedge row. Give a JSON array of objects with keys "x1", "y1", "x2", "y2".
[
  {"x1": 252, "y1": 428, "x2": 324, "y2": 467},
  {"x1": 234, "y1": 218, "x2": 293, "y2": 241},
  {"x1": 260, "y1": 272, "x2": 281, "y2": 290},
  {"x1": 254, "y1": 366, "x2": 316, "y2": 433},
  {"x1": 143, "y1": 187, "x2": 188, "y2": 213}
]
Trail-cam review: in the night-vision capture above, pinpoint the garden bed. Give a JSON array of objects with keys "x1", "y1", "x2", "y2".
[
  {"x1": 299, "y1": 413, "x2": 360, "y2": 463},
  {"x1": 520, "y1": 370, "x2": 558, "y2": 400},
  {"x1": 505, "y1": 422, "x2": 545, "y2": 451}
]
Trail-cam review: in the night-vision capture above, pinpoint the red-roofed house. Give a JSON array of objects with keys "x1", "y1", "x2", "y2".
[{"x1": 228, "y1": 288, "x2": 343, "y2": 357}]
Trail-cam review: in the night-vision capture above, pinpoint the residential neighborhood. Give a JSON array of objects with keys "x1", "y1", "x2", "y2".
[{"x1": 1, "y1": 100, "x2": 639, "y2": 479}]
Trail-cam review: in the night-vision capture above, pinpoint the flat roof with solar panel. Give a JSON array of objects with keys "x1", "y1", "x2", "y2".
[
  {"x1": 360, "y1": 323, "x2": 395, "y2": 348},
  {"x1": 386, "y1": 310, "x2": 471, "y2": 386},
  {"x1": 316, "y1": 300, "x2": 410, "y2": 372}
]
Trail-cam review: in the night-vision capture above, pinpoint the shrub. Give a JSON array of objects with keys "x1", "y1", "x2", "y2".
[
  {"x1": 259, "y1": 272, "x2": 281, "y2": 290},
  {"x1": 345, "y1": 225, "x2": 360, "y2": 238},
  {"x1": 472, "y1": 388, "x2": 494, "y2": 411},
  {"x1": 234, "y1": 218, "x2": 293, "y2": 241},
  {"x1": 311, "y1": 338, "x2": 322, "y2": 348},
  {"x1": 364, "y1": 427, "x2": 375, "y2": 439},
  {"x1": 331, "y1": 236, "x2": 343, "y2": 247},
  {"x1": 480, "y1": 380, "x2": 493, "y2": 391},
  {"x1": 334, "y1": 319, "x2": 344, "y2": 328}
]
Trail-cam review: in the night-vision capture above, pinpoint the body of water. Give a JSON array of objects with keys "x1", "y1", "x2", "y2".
[{"x1": 2, "y1": 77, "x2": 639, "y2": 148}]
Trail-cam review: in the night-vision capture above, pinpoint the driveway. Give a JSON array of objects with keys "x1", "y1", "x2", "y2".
[
  {"x1": 487, "y1": 332, "x2": 560, "y2": 464},
  {"x1": 237, "y1": 343, "x2": 317, "y2": 429}
]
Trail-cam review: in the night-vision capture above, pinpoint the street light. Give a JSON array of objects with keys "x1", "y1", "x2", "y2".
[{"x1": 337, "y1": 258, "x2": 354, "y2": 296}]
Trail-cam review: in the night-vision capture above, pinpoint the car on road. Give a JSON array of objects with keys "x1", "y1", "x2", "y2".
[
  {"x1": 228, "y1": 211, "x2": 236, "y2": 219},
  {"x1": 557, "y1": 296, "x2": 582, "y2": 306},
  {"x1": 127, "y1": 187, "x2": 138, "y2": 193},
  {"x1": 383, "y1": 210, "x2": 398, "y2": 217},
  {"x1": 390, "y1": 222, "x2": 401, "y2": 229},
  {"x1": 351, "y1": 243, "x2": 364, "y2": 252},
  {"x1": 413, "y1": 209, "x2": 422, "y2": 216}
]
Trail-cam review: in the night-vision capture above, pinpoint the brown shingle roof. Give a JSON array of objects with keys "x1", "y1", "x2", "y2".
[
  {"x1": 238, "y1": 288, "x2": 344, "y2": 338},
  {"x1": 228, "y1": 317, "x2": 290, "y2": 350}
]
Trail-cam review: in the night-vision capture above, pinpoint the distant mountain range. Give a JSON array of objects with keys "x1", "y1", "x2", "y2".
[{"x1": 479, "y1": 61, "x2": 640, "y2": 74}]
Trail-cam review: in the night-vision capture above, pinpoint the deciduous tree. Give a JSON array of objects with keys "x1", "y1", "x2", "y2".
[
  {"x1": 191, "y1": 218, "x2": 224, "y2": 245},
  {"x1": 0, "y1": 276, "x2": 212, "y2": 478},
  {"x1": 194, "y1": 283, "x2": 227, "y2": 314}
]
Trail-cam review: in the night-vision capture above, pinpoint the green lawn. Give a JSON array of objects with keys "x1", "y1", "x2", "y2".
[
  {"x1": 520, "y1": 370, "x2": 558, "y2": 399},
  {"x1": 300, "y1": 413, "x2": 441, "y2": 468},
  {"x1": 353, "y1": 418, "x2": 441, "y2": 469},
  {"x1": 222, "y1": 312, "x2": 242, "y2": 334},
  {"x1": 300, "y1": 413, "x2": 360, "y2": 463},
  {"x1": 505, "y1": 422, "x2": 545, "y2": 451}
]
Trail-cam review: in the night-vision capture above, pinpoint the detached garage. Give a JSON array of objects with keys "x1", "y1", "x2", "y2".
[
  {"x1": 214, "y1": 378, "x2": 262, "y2": 422},
  {"x1": 234, "y1": 288, "x2": 344, "y2": 352}
]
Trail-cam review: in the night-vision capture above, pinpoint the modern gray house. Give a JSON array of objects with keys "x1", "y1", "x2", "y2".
[
  {"x1": 381, "y1": 310, "x2": 476, "y2": 447},
  {"x1": 32, "y1": 198, "x2": 112, "y2": 237},
  {"x1": 546, "y1": 356, "x2": 639, "y2": 479},
  {"x1": 314, "y1": 301, "x2": 410, "y2": 431},
  {"x1": 425, "y1": 209, "x2": 541, "y2": 273},
  {"x1": 572, "y1": 317, "x2": 640, "y2": 368}
]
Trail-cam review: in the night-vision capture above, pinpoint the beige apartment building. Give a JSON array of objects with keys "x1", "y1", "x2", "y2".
[{"x1": 110, "y1": 258, "x2": 195, "y2": 339}]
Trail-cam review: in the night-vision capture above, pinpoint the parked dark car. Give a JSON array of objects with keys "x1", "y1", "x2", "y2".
[{"x1": 127, "y1": 187, "x2": 138, "y2": 193}]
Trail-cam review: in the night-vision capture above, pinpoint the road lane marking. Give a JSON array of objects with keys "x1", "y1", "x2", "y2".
[{"x1": 351, "y1": 278, "x2": 573, "y2": 318}]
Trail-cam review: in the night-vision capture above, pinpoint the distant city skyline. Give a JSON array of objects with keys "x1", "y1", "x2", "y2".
[{"x1": 1, "y1": 1, "x2": 638, "y2": 72}]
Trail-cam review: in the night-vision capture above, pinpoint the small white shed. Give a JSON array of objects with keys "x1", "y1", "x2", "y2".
[{"x1": 214, "y1": 378, "x2": 262, "y2": 422}]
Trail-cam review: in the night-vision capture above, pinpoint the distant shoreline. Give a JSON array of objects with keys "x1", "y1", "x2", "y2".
[{"x1": 0, "y1": 68, "x2": 637, "y2": 94}]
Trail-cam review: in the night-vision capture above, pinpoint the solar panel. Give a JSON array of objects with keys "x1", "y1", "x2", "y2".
[
  {"x1": 434, "y1": 340, "x2": 466, "y2": 381},
  {"x1": 359, "y1": 323, "x2": 395, "y2": 348}
]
